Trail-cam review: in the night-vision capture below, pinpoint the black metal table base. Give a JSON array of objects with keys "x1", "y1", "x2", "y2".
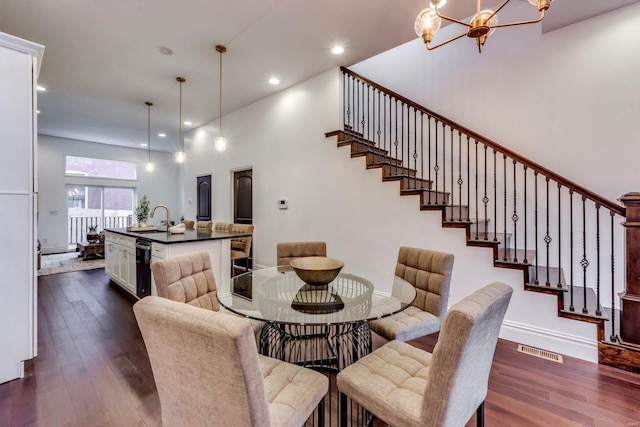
[{"x1": 259, "y1": 322, "x2": 372, "y2": 426}]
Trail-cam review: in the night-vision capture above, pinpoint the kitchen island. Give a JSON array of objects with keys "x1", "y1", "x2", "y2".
[{"x1": 104, "y1": 228, "x2": 251, "y2": 298}]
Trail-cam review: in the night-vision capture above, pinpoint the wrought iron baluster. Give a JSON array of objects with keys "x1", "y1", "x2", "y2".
[
  {"x1": 570, "y1": 190, "x2": 574, "y2": 311},
  {"x1": 493, "y1": 150, "x2": 497, "y2": 242},
  {"x1": 458, "y1": 131, "x2": 462, "y2": 221},
  {"x1": 377, "y1": 90, "x2": 381, "y2": 152},
  {"x1": 512, "y1": 160, "x2": 518, "y2": 262},
  {"x1": 434, "y1": 120, "x2": 439, "y2": 204},
  {"x1": 366, "y1": 83, "x2": 370, "y2": 141},
  {"x1": 596, "y1": 205, "x2": 602, "y2": 316},
  {"x1": 450, "y1": 127, "x2": 454, "y2": 218},
  {"x1": 475, "y1": 140, "x2": 479, "y2": 240},
  {"x1": 483, "y1": 146, "x2": 488, "y2": 240},
  {"x1": 428, "y1": 117, "x2": 432, "y2": 204},
  {"x1": 467, "y1": 136, "x2": 471, "y2": 222},
  {"x1": 523, "y1": 166, "x2": 528, "y2": 263},
  {"x1": 545, "y1": 177, "x2": 551, "y2": 286},
  {"x1": 394, "y1": 99, "x2": 398, "y2": 175},
  {"x1": 534, "y1": 172, "x2": 539, "y2": 284},
  {"x1": 413, "y1": 109, "x2": 418, "y2": 190},
  {"x1": 581, "y1": 196, "x2": 589, "y2": 314},
  {"x1": 360, "y1": 81, "x2": 365, "y2": 141},
  {"x1": 420, "y1": 113, "x2": 425, "y2": 191},
  {"x1": 503, "y1": 155, "x2": 508, "y2": 261},
  {"x1": 442, "y1": 123, "x2": 447, "y2": 203},
  {"x1": 343, "y1": 72, "x2": 347, "y2": 129},
  {"x1": 557, "y1": 183, "x2": 562, "y2": 288}
]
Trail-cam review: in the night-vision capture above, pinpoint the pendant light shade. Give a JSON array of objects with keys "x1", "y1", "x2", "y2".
[
  {"x1": 145, "y1": 101, "x2": 154, "y2": 172},
  {"x1": 215, "y1": 45, "x2": 227, "y2": 152},
  {"x1": 175, "y1": 77, "x2": 186, "y2": 163}
]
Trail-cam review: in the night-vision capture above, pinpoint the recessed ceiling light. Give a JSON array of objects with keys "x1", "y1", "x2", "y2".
[
  {"x1": 36, "y1": 110, "x2": 41, "y2": 114},
  {"x1": 158, "y1": 46, "x2": 174, "y2": 55},
  {"x1": 140, "y1": 143, "x2": 147, "y2": 147},
  {"x1": 158, "y1": 133, "x2": 166, "y2": 138},
  {"x1": 331, "y1": 46, "x2": 344, "y2": 55},
  {"x1": 269, "y1": 77, "x2": 280, "y2": 85},
  {"x1": 36, "y1": 85, "x2": 46, "y2": 91},
  {"x1": 183, "y1": 121, "x2": 192, "y2": 126}
]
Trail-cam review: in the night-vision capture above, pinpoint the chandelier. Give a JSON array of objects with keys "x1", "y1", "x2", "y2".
[{"x1": 415, "y1": 0, "x2": 553, "y2": 53}]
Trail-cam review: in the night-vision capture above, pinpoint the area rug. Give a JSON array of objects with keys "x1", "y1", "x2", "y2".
[{"x1": 38, "y1": 252, "x2": 105, "y2": 276}]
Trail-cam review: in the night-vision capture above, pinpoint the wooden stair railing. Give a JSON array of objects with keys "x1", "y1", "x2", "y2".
[{"x1": 327, "y1": 66, "x2": 640, "y2": 372}]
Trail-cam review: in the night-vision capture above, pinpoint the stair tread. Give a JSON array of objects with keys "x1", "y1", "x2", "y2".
[
  {"x1": 560, "y1": 285, "x2": 608, "y2": 321},
  {"x1": 495, "y1": 248, "x2": 535, "y2": 266},
  {"x1": 527, "y1": 266, "x2": 567, "y2": 290}
]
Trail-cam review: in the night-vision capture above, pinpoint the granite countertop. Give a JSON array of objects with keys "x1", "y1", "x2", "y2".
[{"x1": 105, "y1": 228, "x2": 251, "y2": 244}]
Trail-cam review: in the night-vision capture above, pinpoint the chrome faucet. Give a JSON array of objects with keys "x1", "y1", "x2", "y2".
[{"x1": 150, "y1": 204, "x2": 170, "y2": 231}]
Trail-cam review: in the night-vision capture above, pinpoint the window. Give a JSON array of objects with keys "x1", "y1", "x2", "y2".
[
  {"x1": 65, "y1": 155, "x2": 137, "y2": 180},
  {"x1": 67, "y1": 185, "x2": 134, "y2": 247}
]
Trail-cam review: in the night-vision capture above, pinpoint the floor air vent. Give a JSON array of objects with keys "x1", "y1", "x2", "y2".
[{"x1": 517, "y1": 344, "x2": 563, "y2": 363}]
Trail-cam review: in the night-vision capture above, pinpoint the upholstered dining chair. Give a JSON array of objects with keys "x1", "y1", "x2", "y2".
[
  {"x1": 214, "y1": 222, "x2": 232, "y2": 232},
  {"x1": 230, "y1": 223, "x2": 254, "y2": 273},
  {"x1": 134, "y1": 296, "x2": 328, "y2": 427},
  {"x1": 337, "y1": 282, "x2": 513, "y2": 427},
  {"x1": 276, "y1": 241, "x2": 327, "y2": 266},
  {"x1": 368, "y1": 247, "x2": 454, "y2": 342},
  {"x1": 150, "y1": 251, "x2": 263, "y2": 334},
  {"x1": 196, "y1": 220, "x2": 213, "y2": 230}
]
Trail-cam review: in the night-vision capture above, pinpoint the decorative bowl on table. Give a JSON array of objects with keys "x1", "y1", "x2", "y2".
[{"x1": 290, "y1": 257, "x2": 344, "y2": 286}]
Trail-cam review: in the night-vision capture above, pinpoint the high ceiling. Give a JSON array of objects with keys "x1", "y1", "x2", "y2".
[{"x1": 1, "y1": 0, "x2": 637, "y2": 152}]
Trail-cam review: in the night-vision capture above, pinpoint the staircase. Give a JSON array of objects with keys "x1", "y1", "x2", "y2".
[{"x1": 327, "y1": 66, "x2": 640, "y2": 372}]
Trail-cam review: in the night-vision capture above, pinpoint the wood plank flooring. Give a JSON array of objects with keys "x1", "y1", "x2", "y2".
[{"x1": 1, "y1": 268, "x2": 639, "y2": 426}]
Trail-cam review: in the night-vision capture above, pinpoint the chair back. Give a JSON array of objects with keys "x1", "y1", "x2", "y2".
[
  {"x1": 230, "y1": 223, "x2": 254, "y2": 259},
  {"x1": 133, "y1": 296, "x2": 270, "y2": 427},
  {"x1": 276, "y1": 241, "x2": 327, "y2": 266},
  {"x1": 182, "y1": 220, "x2": 195, "y2": 229},
  {"x1": 196, "y1": 220, "x2": 213, "y2": 230},
  {"x1": 395, "y1": 247, "x2": 454, "y2": 320},
  {"x1": 422, "y1": 282, "x2": 513, "y2": 426},
  {"x1": 150, "y1": 251, "x2": 219, "y2": 311},
  {"x1": 214, "y1": 222, "x2": 232, "y2": 232}
]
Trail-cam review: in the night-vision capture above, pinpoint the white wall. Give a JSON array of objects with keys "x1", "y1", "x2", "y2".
[
  {"x1": 183, "y1": 67, "x2": 599, "y2": 361},
  {"x1": 38, "y1": 135, "x2": 181, "y2": 253}
]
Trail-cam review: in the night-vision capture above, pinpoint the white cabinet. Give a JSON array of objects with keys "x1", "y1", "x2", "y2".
[
  {"x1": 104, "y1": 231, "x2": 137, "y2": 296},
  {"x1": 0, "y1": 32, "x2": 44, "y2": 384}
]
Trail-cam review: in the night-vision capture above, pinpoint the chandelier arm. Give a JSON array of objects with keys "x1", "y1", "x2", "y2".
[
  {"x1": 426, "y1": 32, "x2": 468, "y2": 51},
  {"x1": 490, "y1": 10, "x2": 545, "y2": 29},
  {"x1": 434, "y1": 9, "x2": 471, "y2": 28}
]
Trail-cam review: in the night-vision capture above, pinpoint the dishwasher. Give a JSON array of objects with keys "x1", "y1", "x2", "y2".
[{"x1": 135, "y1": 238, "x2": 152, "y2": 298}]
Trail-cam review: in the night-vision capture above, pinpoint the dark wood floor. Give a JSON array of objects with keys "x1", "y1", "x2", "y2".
[{"x1": 1, "y1": 268, "x2": 639, "y2": 426}]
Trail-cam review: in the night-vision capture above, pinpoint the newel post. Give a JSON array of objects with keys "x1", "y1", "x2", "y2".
[{"x1": 620, "y1": 192, "x2": 640, "y2": 344}]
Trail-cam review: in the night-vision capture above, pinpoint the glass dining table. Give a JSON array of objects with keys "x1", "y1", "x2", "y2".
[{"x1": 217, "y1": 265, "x2": 417, "y2": 371}]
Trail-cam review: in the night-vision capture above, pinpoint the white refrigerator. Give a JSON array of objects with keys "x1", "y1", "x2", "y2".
[{"x1": 0, "y1": 32, "x2": 44, "y2": 384}]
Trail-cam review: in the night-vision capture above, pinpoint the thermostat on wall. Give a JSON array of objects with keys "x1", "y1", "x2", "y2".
[{"x1": 278, "y1": 198, "x2": 288, "y2": 210}]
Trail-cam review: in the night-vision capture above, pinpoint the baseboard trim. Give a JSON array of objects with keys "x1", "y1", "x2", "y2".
[{"x1": 501, "y1": 320, "x2": 598, "y2": 363}]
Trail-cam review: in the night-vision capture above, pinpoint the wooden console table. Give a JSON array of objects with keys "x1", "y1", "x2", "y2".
[{"x1": 76, "y1": 241, "x2": 105, "y2": 260}]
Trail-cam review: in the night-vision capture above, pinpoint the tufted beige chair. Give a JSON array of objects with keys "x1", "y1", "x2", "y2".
[
  {"x1": 134, "y1": 296, "x2": 328, "y2": 427},
  {"x1": 214, "y1": 222, "x2": 232, "y2": 232},
  {"x1": 196, "y1": 220, "x2": 213, "y2": 230},
  {"x1": 150, "y1": 251, "x2": 263, "y2": 334},
  {"x1": 276, "y1": 241, "x2": 327, "y2": 266},
  {"x1": 338, "y1": 282, "x2": 513, "y2": 427},
  {"x1": 368, "y1": 247, "x2": 455, "y2": 342},
  {"x1": 182, "y1": 219, "x2": 195, "y2": 229},
  {"x1": 230, "y1": 223, "x2": 254, "y2": 273}
]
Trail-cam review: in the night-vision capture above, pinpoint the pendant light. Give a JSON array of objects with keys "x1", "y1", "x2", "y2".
[
  {"x1": 145, "y1": 101, "x2": 154, "y2": 172},
  {"x1": 175, "y1": 77, "x2": 186, "y2": 163},
  {"x1": 214, "y1": 45, "x2": 227, "y2": 152}
]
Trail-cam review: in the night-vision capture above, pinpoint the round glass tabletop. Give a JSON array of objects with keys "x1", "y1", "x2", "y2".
[{"x1": 217, "y1": 266, "x2": 416, "y2": 325}]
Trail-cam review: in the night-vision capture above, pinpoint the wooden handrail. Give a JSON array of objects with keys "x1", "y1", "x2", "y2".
[{"x1": 341, "y1": 66, "x2": 625, "y2": 217}]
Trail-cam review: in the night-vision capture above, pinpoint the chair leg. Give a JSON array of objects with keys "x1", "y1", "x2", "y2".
[
  {"x1": 476, "y1": 401, "x2": 485, "y2": 427},
  {"x1": 318, "y1": 396, "x2": 325, "y2": 427},
  {"x1": 339, "y1": 392, "x2": 348, "y2": 427}
]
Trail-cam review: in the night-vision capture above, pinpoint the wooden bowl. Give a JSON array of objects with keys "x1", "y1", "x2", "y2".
[{"x1": 290, "y1": 257, "x2": 344, "y2": 286}]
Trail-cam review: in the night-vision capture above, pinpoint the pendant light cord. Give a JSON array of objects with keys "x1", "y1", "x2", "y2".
[
  {"x1": 146, "y1": 101, "x2": 152, "y2": 163},
  {"x1": 216, "y1": 45, "x2": 226, "y2": 139},
  {"x1": 177, "y1": 77, "x2": 186, "y2": 153}
]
